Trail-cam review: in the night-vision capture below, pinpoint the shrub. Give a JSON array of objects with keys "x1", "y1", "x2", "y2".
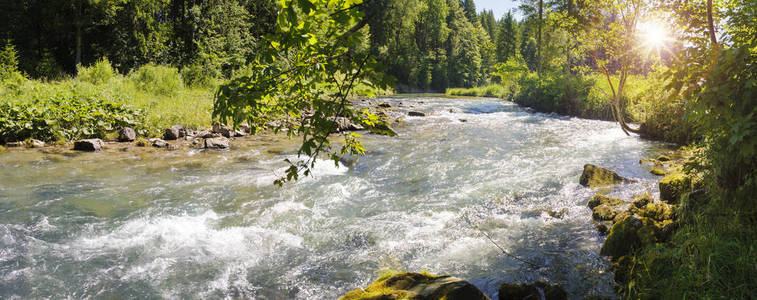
[
  {"x1": 0, "y1": 91, "x2": 148, "y2": 143},
  {"x1": 181, "y1": 62, "x2": 220, "y2": 88},
  {"x1": 129, "y1": 64, "x2": 183, "y2": 95},
  {"x1": 77, "y1": 58, "x2": 115, "y2": 85},
  {"x1": 0, "y1": 40, "x2": 26, "y2": 89},
  {"x1": 34, "y1": 49, "x2": 64, "y2": 80}
]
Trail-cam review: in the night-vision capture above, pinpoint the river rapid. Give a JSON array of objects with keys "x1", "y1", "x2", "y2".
[{"x1": 0, "y1": 96, "x2": 669, "y2": 299}]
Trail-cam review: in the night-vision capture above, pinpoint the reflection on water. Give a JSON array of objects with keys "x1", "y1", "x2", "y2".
[{"x1": 0, "y1": 96, "x2": 669, "y2": 299}]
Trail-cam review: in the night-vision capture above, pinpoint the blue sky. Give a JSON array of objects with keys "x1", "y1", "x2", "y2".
[{"x1": 474, "y1": 0, "x2": 522, "y2": 20}]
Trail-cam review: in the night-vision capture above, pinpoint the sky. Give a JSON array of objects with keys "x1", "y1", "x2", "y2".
[{"x1": 474, "y1": 0, "x2": 522, "y2": 20}]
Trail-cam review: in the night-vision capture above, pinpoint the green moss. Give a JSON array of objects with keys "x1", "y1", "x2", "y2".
[
  {"x1": 640, "y1": 202, "x2": 675, "y2": 221},
  {"x1": 592, "y1": 204, "x2": 618, "y2": 221},
  {"x1": 580, "y1": 164, "x2": 625, "y2": 188},
  {"x1": 659, "y1": 172, "x2": 692, "y2": 203},
  {"x1": 339, "y1": 272, "x2": 488, "y2": 300},
  {"x1": 601, "y1": 216, "x2": 643, "y2": 257},
  {"x1": 651, "y1": 167, "x2": 667, "y2": 176},
  {"x1": 613, "y1": 210, "x2": 631, "y2": 224},
  {"x1": 632, "y1": 193, "x2": 652, "y2": 208},
  {"x1": 587, "y1": 194, "x2": 624, "y2": 209}
]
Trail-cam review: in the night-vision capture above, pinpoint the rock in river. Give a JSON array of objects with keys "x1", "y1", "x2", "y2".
[
  {"x1": 408, "y1": 111, "x2": 426, "y2": 117},
  {"x1": 204, "y1": 137, "x2": 229, "y2": 149},
  {"x1": 118, "y1": 127, "x2": 136, "y2": 142},
  {"x1": 499, "y1": 282, "x2": 567, "y2": 300},
  {"x1": 150, "y1": 138, "x2": 168, "y2": 148},
  {"x1": 74, "y1": 139, "x2": 104, "y2": 152},
  {"x1": 579, "y1": 164, "x2": 627, "y2": 188},
  {"x1": 340, "y1": 272, "x2": 489, "y2": 300}
]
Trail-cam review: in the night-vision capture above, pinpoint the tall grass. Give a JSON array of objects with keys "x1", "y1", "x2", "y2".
[{"x1": 446, "y1": 84, "x2": 508, "y2": 98}]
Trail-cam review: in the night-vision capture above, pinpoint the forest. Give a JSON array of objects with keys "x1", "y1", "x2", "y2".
[{"x1": 0, "y1": 0, "x2": 755, "y2": 299}]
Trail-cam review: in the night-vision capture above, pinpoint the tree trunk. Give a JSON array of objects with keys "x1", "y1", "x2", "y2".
[
  {"x1": 706, "y1": 0, "x2": 718, "y2": 46},
  {"x1": 74, "y1": 0, "x2": 82, "y2": 73},
  {"x1": 537, "y1": 0, "x2": 543, "y2": 80}
]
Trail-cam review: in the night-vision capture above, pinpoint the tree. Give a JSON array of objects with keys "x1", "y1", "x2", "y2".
[
  {"x1": 518, "y1": 0, "x2": 545, "y2": 79},
  {"x1": 496, "y1": 11, "x2": 518, "y2": 62},
  {"x1": 213, "y1": 0, "x2": 391, "y2": 185}
]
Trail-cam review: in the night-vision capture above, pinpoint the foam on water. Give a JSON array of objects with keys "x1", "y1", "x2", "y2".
[{"x1": 0, "y1": 96, "x2": 670, "y2": 299}]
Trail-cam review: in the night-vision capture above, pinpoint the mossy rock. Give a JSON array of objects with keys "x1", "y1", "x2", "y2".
[
  {"x1": 613, "y1": 210, "x2": 631, "y2": 224},
  {"x1": 656, "y1": 154, "x2": 671, "y2": 162},
  {"x1": 632, "y1": 193, "x2": 652, "y2": 208},
  {"x1": 580, "y1": 164, "x2": 626, "y2": 188},
  {"x1": 595, "y1": 222, "x2": 610, "y2": 235},
  {"x1": 650, "y1": 167, "x2": 667, "y2": 176},
  {"x1": 340, "y1": 272, "x2": 489, "y2": 300},
  {"x1": 592, "y1": 205, "x2": 617, "y2": 221},
  {"x1": 659, "y1": 172, "x2": 692, "y2": 204},
  {"x1": 498, "y1": 282, "x2": 567, "y2": 300},
  {"x1": 587, "y1": 194, "x2": 624, "y2": 209},
  {"x1": 600, "y1": 216, "x2": 643, "y2": 257},
  {"x1": 601, "y1": 217, "x2": 669, "y2": 258},
  {"x1": 640, "y1": 202, "x2": 675, "y2": 222}
]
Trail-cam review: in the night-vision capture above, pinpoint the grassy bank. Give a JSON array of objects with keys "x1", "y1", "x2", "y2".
[
  {"x1": 0, "y1": 58, "x2": 391, "y2": 144},
  {"x1": 445, "y1": 84, "x2": 509, "y2": 99}
]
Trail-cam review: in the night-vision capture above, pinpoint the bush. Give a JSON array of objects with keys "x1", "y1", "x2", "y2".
[
  {"x1": 77, "y1": 58, "x2": 115, "y2": 85},
  {"x1": 129, "y1": 64, "x2": 183, "y2": 95},
  {"x1": 0, "y1": 91, "x2": 148, "y2": 143},
  {"x1": 34, "y1": 49, "x2": 64, "y2": 80},
  {"x1": 181, "y1": 63, "x2": 220, "y2": 88},
  {"x1": 446, "y1": 84, "x2": 508, "y2": 98},
  {"x1": 0, "y1": 40, "x2": 26, "y2": 90},
  {"x1": 514, "y1": 72, "x2": 607, "y2": 119}
]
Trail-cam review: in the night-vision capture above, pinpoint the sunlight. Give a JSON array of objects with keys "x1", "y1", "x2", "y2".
[{"x1": 637, "y1": 21, "x2": 669, "y2": 50}]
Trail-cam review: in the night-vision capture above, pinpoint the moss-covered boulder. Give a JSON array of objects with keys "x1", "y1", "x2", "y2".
[
  {"x1": 640, "y1": 202, "x2": 675, "y2": 222},
  {"x1": 340, "y1": 272, "x2": 489, "y2": 300},
  {"x1": 601, "y1": 216, "x2": 670, "y2": 258},
  {"x1": 659, "y1": 172, "x2": 692, "y2": 203},
  {"x1": 656, "y1": 154, "x2": 671, "y2": 162},
  {"x1": 587, "y1": 194, "x2": 624, "y2": 209},
  {"x1": 580, "y1": 164, "x2": 627, "y2": 188},
  {"x1": 600, "y1": 216, "x2": 643, "y2": 257},
  {"x1": 592, "y1": 205, "x2": 617, "y2": 221},
  {"x1": 650, "y1": 167, "x2": 667, "y2": 176},
  {"x1": 613, "y1": 210, "x2": 631, "y2": 224},
  {"x1": 632, "y1": 193, "x2": 652, "y2": 209},
  {"x1": 498, "y1": 282, "x2": 567, "y2": 300}
]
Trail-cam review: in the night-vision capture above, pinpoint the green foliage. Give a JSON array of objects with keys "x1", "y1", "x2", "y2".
[
  {"x1": 181, "y1": 63, "x2": 219, "y2": 89},
  {"x1": 33, "y1": 49, "x2": 63, "y2": 80},
  {"x1": 0, "y1": 92, "x2": 147, "y2": 143},
  {"x1": 129, "y1": 64, "x2": 183, "y2": 95},
  {"x1": 446, "y1": 84, "x2": 507, "y2": 98},
  {"x1": 77, "y1": 58, "x2": 115, "y2": 85}
]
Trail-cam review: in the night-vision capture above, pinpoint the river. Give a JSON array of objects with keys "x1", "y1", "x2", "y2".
[{"x1": 0, "y1": 96, "x2": 668, "y2": 299}]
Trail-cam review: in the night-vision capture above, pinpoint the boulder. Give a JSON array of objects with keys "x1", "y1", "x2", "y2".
[
  {"x1": 659, "y1": 172, "x2": 691, "y2": 204},
  {"x1": 632, "y1": 193, "x2": 652, "y2": 208},
  {"x1": 377, "y1": 102, "x2": 392, "y2": 108},
  {"x1": 332, "y1": 117, "x2": 365, "y2": 132},
  {"x1": 340, "y1": 272, "x2": 489, "y2": 300},
  {"x1": 650, "y1": 167, "x2": 667, "y2": 176},
  {"x1": 28, "y1": 139, "x2": 45, "y2": 148},
  {"x1": 239, "y1": 124, "x2": 252, "y2": 133},
  {"x1": 408, "y1": 111, "x2": 426, "y2": 117},
  {"x1": 163, "y1": 125, "x2": 185, "y2": 140},
  {"x1": 600, "y1": 216, "x2": 669, "y2": 258},
  {"x1": 150, "y1": 138, "x2": 168, "y2": 148},
  {"x1": 367, "y1": 122, "x2": 397, "y2": 137},
  {"x1": 579, "y1": 164, "x2": 627, "y2": 188},
  {"x1": 547, "y1": 209, "x2": 567, "y2": 219},
  {"x1": 204, "y1": 137, "x2": 229, "y2": 149},
  {"x1": 118, "y1": 127, "x2": 137, "y2": 142},
  {"x1": 498, "y1": 282, "x2": 567, "y2": 300},
  {"x1": 640, "y1": 202, "x2": 675, "y2": 222},
  {"x1": 656, "y1": 154, "x2": 671, "y2": 162},
  {"x1": 6, "y1": 141, "x2": 24, "y2": 148},
  {"x1": 194, "y1": 130, "x2": 214, "y2": 139},
  {"x1": 595, "y1": 223, "x2": 609, "y2": 235},
  {"x1": 212, "y1": 122, "x2": 233, "y2": 137},
  {"x1": 74, "y1": 139, "x2": 104, "y2": 152},
  {"x1": 592, "y1": 204, "x2": 617, "y2": 221},
  {"x1": 586, "y1": 194, "x2": 624, "y2": 209}
]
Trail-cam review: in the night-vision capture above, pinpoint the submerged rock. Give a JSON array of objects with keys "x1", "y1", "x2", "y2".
[
  {"x1": 28, "y1": 139, "x2": 45, "y2": 148},
  {"x1": 659, "y1": 172, "x2": 692, "y2": 204},
  {"x1": 498, "y1": 282, "x2": 567, "y2": 300},
  {"x1": 73, "y1": 139, "x2": 104, "y2": 152},
  {"x1": 650, "y1": 167, "x2": 667, "y2": 176},
  {"x1": 118, "y1": 127, "x2": 136, "y2": 142},
  {"x1": 150, "y1": 138, "x2": 168, "y2": 148},
  {"x1": 340, "y1": 271, "x2": 489, "y2": 300},
  {"x1": 579, "y1": 164, "x2": 627, "y2": 188},
  {"x1": 377, "y1": 102, "x2": 392, "y2": 108},
  {"x1": 408, "y1": 111, "x2": 426, "y2": 117},
  {"x1": 204, "y1": 137, "x2": 229, "y2": 149}
]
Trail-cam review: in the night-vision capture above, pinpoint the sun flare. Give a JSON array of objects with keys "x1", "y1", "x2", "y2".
[{"x1": 637, "y1": 21, "x2": 668, "y2": 49}]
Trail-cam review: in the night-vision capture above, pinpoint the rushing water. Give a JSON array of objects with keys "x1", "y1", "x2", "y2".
[{"x1": 0, "y1": 96, "x2": 669, "y2": 299}]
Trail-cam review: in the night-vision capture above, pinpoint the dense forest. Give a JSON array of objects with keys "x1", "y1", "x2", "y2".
[{"x1": 0, "y1": 0, "x2": 755, "y2": 298}]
